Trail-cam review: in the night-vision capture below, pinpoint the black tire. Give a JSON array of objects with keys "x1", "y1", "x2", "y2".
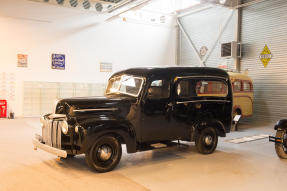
[
  {"x1": 85, "y1": 136, "x2": 122, "y2": 173},
  {"x1": 275, "y1": 130, "x2": 287, "y2": 159},
  {"x1": 195, "y1": 127, "x2": 218, "y2": 154}
]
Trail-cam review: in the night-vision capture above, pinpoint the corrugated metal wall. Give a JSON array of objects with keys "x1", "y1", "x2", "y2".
[
  {"x1": 178, "y1": 5, "x2": 237, "y2": 70},
  {"x1": 241, "y1": 0, "x2": 287, "y2": 122}
]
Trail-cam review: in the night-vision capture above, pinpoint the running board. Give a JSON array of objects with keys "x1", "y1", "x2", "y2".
[{"x1": 137, "y1": 141, "x2": 182, "y2": 152}]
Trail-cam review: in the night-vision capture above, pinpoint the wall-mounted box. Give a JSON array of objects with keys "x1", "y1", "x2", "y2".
[{"x1": 221, "y1": 41, "x2": 241, "y2": 58}]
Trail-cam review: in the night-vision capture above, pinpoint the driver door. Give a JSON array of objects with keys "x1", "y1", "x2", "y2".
[{"x1": 140, "y1": 79, "x2": 174, "y2": 142}]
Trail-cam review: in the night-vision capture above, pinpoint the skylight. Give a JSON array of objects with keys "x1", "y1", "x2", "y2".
[
  {"x1": 119, "y1": 0, "x2": 200, "y2": 25},
  {"x1": 141, "y1": 0, "x2": 200, "y2": 14}
]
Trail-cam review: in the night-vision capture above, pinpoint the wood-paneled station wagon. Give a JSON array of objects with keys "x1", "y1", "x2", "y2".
[{"x1": 33, "y1": 67, "x2": 233, "y2": 172}]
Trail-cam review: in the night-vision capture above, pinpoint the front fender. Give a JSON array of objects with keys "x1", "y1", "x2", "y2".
[
  {"x1": 274, "y1": 119, "x2": 287, "y2": 130},
  {"x1": 79, "y1": 119, "x2": 137, "y2": 154}
]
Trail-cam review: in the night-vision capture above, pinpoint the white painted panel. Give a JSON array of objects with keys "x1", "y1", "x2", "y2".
[{"x1": 178, "y1": 5, "x2": 236, "y2": 69}]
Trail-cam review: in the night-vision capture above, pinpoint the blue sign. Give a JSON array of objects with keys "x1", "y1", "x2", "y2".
[{"x1": 51, "y1": 54, "x2": 65, "y2": 70}]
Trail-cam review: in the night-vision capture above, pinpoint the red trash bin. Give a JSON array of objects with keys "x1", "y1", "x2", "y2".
[{"x1": 0, "y1": 100, "x2": 7, "y2": 118}]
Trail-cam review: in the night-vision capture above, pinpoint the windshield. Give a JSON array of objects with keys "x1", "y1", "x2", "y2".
[{"x1": 106, "y1": 75, "x2": 144, "y2": 97}]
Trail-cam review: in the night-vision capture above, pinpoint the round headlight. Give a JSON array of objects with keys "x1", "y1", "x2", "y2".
[
  {"x1": 61, "y1": 121, "x2": 69, "y2": 134},
  {"x1": 40, "y1": 116, "x2": 45, "y2": 128}
]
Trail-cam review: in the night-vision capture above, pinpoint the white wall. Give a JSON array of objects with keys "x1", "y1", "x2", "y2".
[{"x1": 0, "y1": 14, "x2": 176, "y2": 117}]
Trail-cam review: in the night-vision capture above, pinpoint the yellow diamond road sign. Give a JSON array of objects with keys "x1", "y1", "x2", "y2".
[{"x1": 259, "y1": 45, "x2": 272, "y2": 67}]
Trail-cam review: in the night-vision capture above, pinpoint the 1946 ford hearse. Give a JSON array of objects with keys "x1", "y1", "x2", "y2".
[{"x1": 33, "y1": 67, "x2": 233, "y2": 172}]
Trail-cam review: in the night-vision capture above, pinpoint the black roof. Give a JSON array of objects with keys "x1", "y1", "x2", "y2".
[{"x1": 111, "y1": 67, "x2": 229, "y2": 79}]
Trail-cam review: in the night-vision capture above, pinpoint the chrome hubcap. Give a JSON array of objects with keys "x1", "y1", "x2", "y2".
[
  {"x1": 204, "y1": 135, "x2": 213, "y2": 145},
  {"x1": 98, "y1": 145, "x2": 112, "y2": 161}
]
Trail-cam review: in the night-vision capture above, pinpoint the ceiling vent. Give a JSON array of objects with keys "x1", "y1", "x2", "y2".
[
  {"x1": 95, "y1": 3, "x2": 104, "y2": 12},
  {"x1": 35, "y1": 0, "x2": 130, "y2": 13},
  {"x1": 82, "y1": 0, "x2": 91, "y2": 9},
  {"x1": 56, "y1": 0, "x2": 64, "y2": 5},
  {"x1": 69, "y1": 0, "x2": 78, "y2": 7}
]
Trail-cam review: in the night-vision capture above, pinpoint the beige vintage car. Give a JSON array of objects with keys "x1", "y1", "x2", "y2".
[{"x1": 228, "y1": 72, "x2": 254, "y2": 118}]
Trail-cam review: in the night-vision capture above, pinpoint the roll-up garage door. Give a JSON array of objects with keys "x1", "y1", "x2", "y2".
[{"x1": 241, "y1": 0, "x2": 287, "y2": 122}]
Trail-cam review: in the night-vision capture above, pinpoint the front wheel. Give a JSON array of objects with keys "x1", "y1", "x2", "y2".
[
  {"x1": 275, "y1": 130, "x2": 287, "y2": 159},
  {"x1": 85, "y1": 135, "x2": 122, "y2": 173},
  {"x1": 195, "y1": 127, "x2": 218, "y2": 154}
]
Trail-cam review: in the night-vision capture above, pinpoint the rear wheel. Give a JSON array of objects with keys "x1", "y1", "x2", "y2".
[
  {"x1": 195, "y1": 127, "x2": 218, "y2": 154},
  {"x1": 275, "y1": 130, "x2": 287, "y2": 159},
  {"x1": 85, "y1": 135, "x2": 122, "y2": 173}
]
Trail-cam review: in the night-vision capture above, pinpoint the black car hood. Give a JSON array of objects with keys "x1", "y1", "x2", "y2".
[{"x1": 56, "y1": 95, "x2": 136, "y2": 115}]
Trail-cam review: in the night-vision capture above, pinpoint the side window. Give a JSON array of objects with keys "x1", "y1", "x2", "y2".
[
  {"x1": 151, "y1": 80, "x2": 163, "y2": 87},
  {"x1": 233, "y1": 81, "x2": 242, "y2": 92},
  {"x1": 177, "y1": 79, "x2": 195, "y2": 98},
  {"x1": 243, "y1": 81, "x2": 252, "y2": 92},
  {"x1": 196, "y1": 80, "x2": 228, "y2": 97},
  {"x1": 147, "y1": 80, "x2": 170, "y2": 99}
]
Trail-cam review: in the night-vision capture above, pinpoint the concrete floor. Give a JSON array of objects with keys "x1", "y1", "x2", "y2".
[{"x1": 0, "y1": 118, "x2": 286, "y2": 191}]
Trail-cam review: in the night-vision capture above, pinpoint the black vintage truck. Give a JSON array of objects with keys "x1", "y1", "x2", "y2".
[{"x1": 33, "y1": 67, "x2": 233, "y2": 172}]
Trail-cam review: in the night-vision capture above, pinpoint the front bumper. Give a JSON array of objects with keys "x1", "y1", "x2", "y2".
[{"x1": 33, "y1": 134, "x2": 67, "y2": 158}]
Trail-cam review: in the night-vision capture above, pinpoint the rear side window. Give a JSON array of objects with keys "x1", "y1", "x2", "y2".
[
  {"x1": 177, "y1": 79, "x2": 228, "y2": 98},
  {"x1": 196, "y1": 81, "x2": 228, "y2": 97},
  {"x1": 243, "y1": 81, "x2": 252, "y2": 92},
  {"x1": 177, "y1": 80, "x2": 195, "y2": 98},
  {"x1": 233, "y1": 81, "x2": 241, "y2": 92}
]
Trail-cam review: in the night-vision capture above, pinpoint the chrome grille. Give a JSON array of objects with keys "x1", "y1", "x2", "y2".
[{"x1": 42, "y1": 119, "x2": 62, "y2": 149}]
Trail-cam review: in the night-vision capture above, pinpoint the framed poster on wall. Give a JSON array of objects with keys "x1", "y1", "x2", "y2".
[
  {"x1": 17, "y1": 54, "x2": 28, "y2": 67},
  {"x1": 51, "y1": 54, "x2": 65, "y2": 70}
]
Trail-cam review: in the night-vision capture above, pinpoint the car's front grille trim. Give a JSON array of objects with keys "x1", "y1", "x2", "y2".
[{"x1": 42, "y1": 119, "x2": 62, "y2": 149}]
